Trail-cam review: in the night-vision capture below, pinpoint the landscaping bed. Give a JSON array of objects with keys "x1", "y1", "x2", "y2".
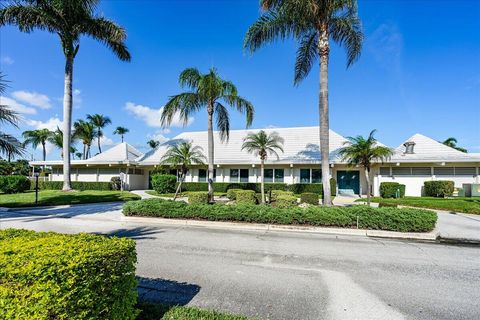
[
  {"x1": 123, "y1": 198, "x2": 437, "y2": 232},
  {"x1": 0, "y1": 190, "x2": 140, "y2": 208},
  {"x1": 357, "y1": 197, "x2": 480, "y2": 215}
]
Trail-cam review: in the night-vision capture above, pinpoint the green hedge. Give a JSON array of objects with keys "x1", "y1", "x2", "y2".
[
  {"x1": 269, "y1": 190, "x2": 294, "y2": 202},
  {"x1": 424, "y1": 180, "x2": 454, "y2": 197},
  {"x1": 31, "y1": 181, "x2": 113, "y2": 191},
  {"x1": 276, "y1": 195, "x2": 297, "y2": 208},
  {"x1": 236, "y1": 190, "x2": 257, "y2": 204},
  {"x1": 300, "y1": 192, "x2": 319, "y2": 205},
  {"x1": 188, "y1": 191, "x2": 209, "y2": 204},
  {"x1": 226, "y1": 188, "x2": 243, "y2": 200},
  {"x1": 379, "y1": 182, "x2": 406, "y2": 198},
  {"x1": 0, "y1": 175, "x2": 31, "y2": 194},
  {"x1": 123, "y1": 199, "x2": 437, "y2": 232},
  {"x1": 0, "y1": 229, "x2": 138, "y2": 320},
  {"x1": 151, "y1": 174, "x2": 177, "y2": 194}
]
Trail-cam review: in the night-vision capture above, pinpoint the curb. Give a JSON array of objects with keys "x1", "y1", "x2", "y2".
[
  {"x1": 121, "y1": 215, "x2": 438, "y2": 241},
  {"x1": 0, "y1": 205, "x2": 72, "y2": 212}
]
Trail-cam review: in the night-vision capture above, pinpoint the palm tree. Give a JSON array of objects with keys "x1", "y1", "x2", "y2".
[
  {"x1": 160, "y1": 141, "x2": 206, "y2": 200},
  {"x1": 244, "y1": 0, "x2": 363, "y2": 205},
  {"x1": 75, "y1": 152, "x2": 83, "y2": 160},
  {"x1": 442, "y1": 137, "x2": 467, "y2": 153},
  {"x1": 73, "y1": 120, "x2": 97, "y2": 159},
  {"x1": 338, "y1": 130, "x2": 393, "y2": 205},
  {"x1": 161, "y1": 68, "x2": 254, "y2": 202},
  {"x1": 241, "y1": 130, "x2": 284, "y2": 204},
  {"x1": 113, "y1": 126, "x2": 129, "y2": 143},
  {"x1": 0, "y1": 72, "x2": 24, "y2": 160},
  {"x1": 147, "y1": 139, "x2": 160, "y2": 149},
  {"x1": 48, "y1": 126, "x2": 77, "y2": 159},
  {"x1": 87, "y1": 114, "x2": 112, "y2": 153},
  {"x1": 1, "y1": 0, "x2": 131, "y2": 190},
  {"x1": 22, "y1": 129, "x2": 52, "y2": 164}
]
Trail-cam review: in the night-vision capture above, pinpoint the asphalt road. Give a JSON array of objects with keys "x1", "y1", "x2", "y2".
[{"x1": 1, "y1": 203, "x2": 479, "y2": 320}]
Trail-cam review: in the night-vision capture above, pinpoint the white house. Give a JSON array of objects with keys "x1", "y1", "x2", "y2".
[{"x1": 30, "y1": 126, "x2": 480, "y2": 196}]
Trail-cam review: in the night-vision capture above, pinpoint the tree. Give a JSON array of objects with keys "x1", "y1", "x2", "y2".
[
  {"x1": 147, "y1": 139, "x2": 160, "y2": 149},
  {"x1": 48, "y1": 126, "x2": 77, "y2": 158},
  {"x1": 241, "y1": 130, "x2": 284, "y2": 204},
  {"x1": 160, "y1": 141, "x2": 206, "y2": 200},
  {"x1": 1, "y1": 0, "x2": 131, "y2": 190},
  {"x1": 22, "y1": 129, "x2": 52, "y2": 163},
  {"x1": 73, "y1": 120, "x2": 97, "y2": 159},
  {"x1": 87, "y1": 114, "x2": 111, "y2": 153},
  {"x1": 161, "y1": 68, "x2": 254, "y2": 202},
  {"x1": 0, "y1": 72, "x2": 24, "y2": 160},
  {"x1": 113, "y1": 126, "x2": 129, "y2": 143},
  {"x1": 244, "y1": 0, "x2": 363, "y2": 205},
  {"x1": 75, "y1": 152, "x2": 83, "y2": 160},
  {"x1": 338, "y1": 130, "x2": 393, "y2": 205},
  {"x1": 442, "y1": 137, "x2": 467, "y2": 153}
]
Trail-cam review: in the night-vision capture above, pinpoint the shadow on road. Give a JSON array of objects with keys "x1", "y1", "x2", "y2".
[
  {"x1": 100, "y1": 226, "x2": 163, "y2": 240},
  {"x1": 137, "y1": 276, "x2": 201, "y2": 305}
]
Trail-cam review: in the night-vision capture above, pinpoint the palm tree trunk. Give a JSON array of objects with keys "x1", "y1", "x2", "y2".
[
  {"x1": 207, "y1": 104, "x2": 215, "y2": 203},
  {"x1": 318, "y1": 28, "x2": 332, "y2": 206},
  {"x1": 62, "y1": 57, "x2": 73, "y2": 191},
  {"x1": 83, "y1": 144, "x2": 86, "y2": 160},
  {"x1": 365, "y1": 167, "x2": 371, "y2": 206},
  {"x1": 42, "y1": 141, "x2": 46, "y2": 171},
  {"x1": 260, "y1": 159, "x2": 265, "y2": 204},
  {"x1": 174, "y1": 172, "x2": 184, "y2": 200},
  {"x1": 121, "y1": 134, "x2": 124, "y2": 143},
  {"x1": 97, "y1": 134, "x2": 102, "y2": 153}
]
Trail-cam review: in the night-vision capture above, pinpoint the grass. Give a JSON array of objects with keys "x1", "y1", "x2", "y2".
[
  {"x1": 0, "y1": 190, "x2": 141, "y2": 208},
  {"x1": 356, "y1": 197, "x2": 480, "y2": 215},
  {"x1": 137, "y1": 302, "x2": 249, "y2": 320}
]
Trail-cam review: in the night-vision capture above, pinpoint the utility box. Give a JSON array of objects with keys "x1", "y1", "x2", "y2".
[
  {"x1": 463, "y1": 184, "x2": 472, "y2": 197},
  {"x1": 472, "y1": 184, "x2": 480, "y2": 197}
]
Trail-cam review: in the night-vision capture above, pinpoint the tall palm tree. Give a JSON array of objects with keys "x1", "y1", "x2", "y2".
[
  {"x1": 22, "y1": 128, "x2": 52, "y2": 163},
  {"x1": 0, "y1": 72, "x2": 24, "y2": 160},
  {"x1": 244, "y1": 0, "x2": 363, "y2": 205},
  {"x1": 338, "y1": 130, "x2": 393, "y2": 205},
  {"x1": 1, "y1": 0, "x2": 131, "y2": 190},
  {"x1": 442, "y1": 137, "x2": 467, "y2": 153},
  {"x1": 161, "y1": 68, "x2": 254, "y2": 202},
  {"x1": 48, "y1": 126, "x2": 77, "y2": 159},
  {"x1": 241, "y1": 130, "x2": 284, "y2": 204},
  {"x1": 113, "y1": 126, "x2": 129, "y2": 143},
  {"x1": 87, "y1": 114, "x2": 111, "y2": 153},
  {"x1": 73, "y1": 120, "x2": 97, "y2": 159},
  {"x1": 160, "y1": 141, "x2": 206, "y2": 200},
  {"x1": 147, "y1": 139, "x2": 160, "y2": 149}
]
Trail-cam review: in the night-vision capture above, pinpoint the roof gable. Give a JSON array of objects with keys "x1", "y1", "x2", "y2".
[{"x1": 88, "y1": 142, "x2": 143, "y2": 163}]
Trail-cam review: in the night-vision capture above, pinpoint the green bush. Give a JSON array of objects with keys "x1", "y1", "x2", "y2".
[
  {"x1": 0, "y1": 229, "x2": 138, "y2": 320},
  {"x1": 379, "y1": 182, "x2": 406, "y2": 198},
  {"x1": 188, "y1": 191, "x2": 209, "y2": 204},
  {"x1": 226, "y1": 188, "x2": 243, "y2": 200},
  {"x1": 236, "y1": 190, "x2": 257, "y2": 204},
  {"x1": 151, "y1": 174, "x2": 177, "y2": 194},
  {"x1": 0, "y1": 175, "x2": 31, "y2": 194},
  {"x1": 379, "y1": 202, "x2": 398, "y2": 208},
  {"x1": 424, "y1": 180, "x2": 454, "y2": 197},
  {"x1": 300, "y1": 192, "x2": 319, "y2": 205},
  {"x1": 32, "y1": 181, "x2": 112, "y2": 191},
  {"x1": 269, "y1": 189, "x2": 294, "y2": 202},
  {"x1": 110, "y1": 176, "x2": 122, "y2": 190},
  {"x1": 123, "y1": 199, "x2": 437, "y2": 232},
  {"x1": 276, "y1": 194, "x2": 298, "y2": 208},
  {"x1": 286, "y1": 178, "x2": 337, "y2": 196}
]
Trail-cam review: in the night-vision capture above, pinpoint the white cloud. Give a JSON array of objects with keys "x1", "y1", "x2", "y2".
[
  {"x1": 12, "y1": 90, "x2": 52, "y2": 109},
  {"x1": 368, "y1": 23, "x2": 403, "y2": 71},
  {"x1": 26, "y1": 117, "x2": 63, "y2": 131},
  {"x1": 125, "y1": 102, "x2": 194, "y2": 128},
  {"x1": 1, "y1": 56, "x2": 14, "y2": 65},
  {"x1": 147, "y1": 132, "x2": 170, "y2": 144},
  {"x1": 73, "y1": 89, "x2": 82, "y2": 108},
  {"x1": 100, "y1": 135, "x2": 114, "y2": 146},
  {"x1": 0, "y1": 96, "x2": 37, "y2": 114}
]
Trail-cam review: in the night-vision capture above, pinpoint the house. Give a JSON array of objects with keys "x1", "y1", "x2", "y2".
[{"x1": 30, "y1": 126, "x2": 480, "y2": 196}]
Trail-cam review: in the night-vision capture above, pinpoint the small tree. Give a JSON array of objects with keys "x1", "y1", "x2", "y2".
[
  {"x1": 241, "y1": 130, "x2": 284, "y2": 204},
  {"x1": 160, "y1": 141, "x2": 206, "y2": 200},
  {"x1": 87, "y1": 114, "x2": 112, "y2": 153},
  {"x1": 114, "y1": 126, "x2": 129, "y2": 143},
  {"x1": 147, "y1": 139, "x2": 160, "y2": 149},
  {"x1": 338, "y1": 130, "x2": 393, "y2": 205},
  {"x1": 442, "y1": 137, "x2": 467, "y2": 153},
  {"x1": 22, "y1": 129, "x2": 52, "y2": 163},
  {"x1": 73, "y1": 120, "x2": 97, "y2": 159}
]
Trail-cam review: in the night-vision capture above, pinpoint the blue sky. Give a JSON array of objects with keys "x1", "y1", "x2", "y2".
[{"x1": 1, "y1": 0, "x2": 479, "y2": 160}]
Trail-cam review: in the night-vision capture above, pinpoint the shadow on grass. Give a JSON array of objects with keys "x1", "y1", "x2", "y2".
[{"x1": 137, "y1": 277, "x2": 201, "y2": 306}]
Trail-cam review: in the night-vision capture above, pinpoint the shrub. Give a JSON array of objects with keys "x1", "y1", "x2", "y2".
[
  {"x1": 226, "y1": 188, "x2": 243, "y2": 200},
  {"x1": 379, "y1": 202, "x2": 398, "y2": 208},
  {"x1": 286, "y1": 178, "x2": 337, "y2": 196},
  {"x1": 424, "y1": 180, "x2": 454, "y2": 197},
  {"x1": 188, "y1": 191, "x2": 209, "y2": 204},
  {"x1": 269, "y1": 190, "x2": 294, "y2": 202},
  {"x1": 0, "y1": 229, "x2": 138, "y2": 320},
  {"x1": 123, "y1": 199, "x2": 437, "y2": 232},
  {"x1": 379, "y1": 182, "x2": 406, "y2": 198},
  {"x1": 33, "y1": 181, "x2": 112, "y2": 191},
  {"x1": 236, "y1": 190, "x2": 257, "y2": 204},
  {"x1": 276, "y1": 194, "x2": 298, "y2": 208},
  {"x1": 0, "y1": 175, "x2": 31, "y2": 194},
  {"x1": 300, "y1": 192, "x2": 319, "y2": 205},
  {"x1": 110, "y1": 176, "x2": 122, "y2": 190},
  {"x1": 151, "y1": 174, "x2": 177, "y2": 194}
]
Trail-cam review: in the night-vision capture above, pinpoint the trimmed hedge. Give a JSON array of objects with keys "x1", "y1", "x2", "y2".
[
  {"x1": 0, "y1": 175, "x2": 31, "y2": 194},
  {"x1": 269, "y1": 190, "x2": 294, "y2": 202},
  {"x1": 110, "y1": 176, "x2": 121, "y2": 190},
  {"x1": 226, "y1": 188, "x2": 243, "y2": 200},
  {"x1": 424, "y1": 180, "x2": 454, "y2": 197},
  {"x1": 380, "y1": 182, "x2": 406, "y2": 198},
  {"x1": 123, "y1": 199, "x2": 437, "y2": 232},
  {"x1": 188, "y1": 191, "x2": 209, "y2": 204},
  {"x1": 0, "y1": 229, "x2": 138, "y2": 320},
  {"x1": 300, "y1": 192, "x2": 319, "y2": 205},
  {"x1": 151, "y1": 174, "x2": 177, "y2": 194},
  {"x1": 276, "y1": 194, "x2": 298, "y2": 208},
  {"x1": 236, "y1": 190, "x2": 257, "y2": 204},
  {"x1": 32, "y1": 181, "x2": 112, "y2": 191}
]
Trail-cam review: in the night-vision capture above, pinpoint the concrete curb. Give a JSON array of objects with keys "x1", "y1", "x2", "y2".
[
  {"x1": 0, "y1": 204, "x2": 72, "y2": 212},
  {"x1": 122, "y1": 215, "x2": 438, "y2": 241}
]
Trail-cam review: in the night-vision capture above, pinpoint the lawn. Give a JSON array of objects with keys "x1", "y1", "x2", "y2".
[
  {"x1": 137, "y1": 303, "x2": 249, "y2": 320},
  {"x1": 0, "y1": 190, "x2": 141, "y2": 208},
  {"x1": 356, "y1": 197, "x2": 480, "y2": 215}
]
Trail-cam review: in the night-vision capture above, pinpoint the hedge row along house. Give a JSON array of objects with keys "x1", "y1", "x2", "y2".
[{"x1": 30, "y1": 126, "x2": 480, "y2": 196}]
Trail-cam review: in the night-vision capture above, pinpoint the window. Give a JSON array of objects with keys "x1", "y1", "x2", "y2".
[
  {"x1": 411, "y1": 167, "x2": 431, "y2": 176},
  {"x1": 300, "y1": 169, "x2": 310, "y2": 183},
  {"x1": 264, "y1": 169, "x2": 274, "y2": 183},
  {"x1": 392, "y1": 167, "x2": 411, "y2": 176},
  {"x1": 312, "y1": 169, "x2": 322, "y2": 183},
  {"x1": 240, "y1": 169, "x2": 249, "y2": 182},
  {"x1": 379, "y1": 167, "x2": 390, "y2": 176},
  {"x1": 455, "y1": 167, "x2": 476, "y2": 176},
  {"x1": 263, "y1": 168, "x2": 284, "y2": 183},
  {"x1": 434, "y1": 167, "x2": 454, "y2": 176},
  {"x1": 274, "y1": 169, "x2": 284, "y2": 183},
  {"x1": 230, "y1": 169, "x2": 239, "y2": 181},
  {"x1": 199, "y1": 169, "x2": 207, "y2": 182},
  {"x1": 230, "y1": 169, "x2": 249, "y2": 182}
]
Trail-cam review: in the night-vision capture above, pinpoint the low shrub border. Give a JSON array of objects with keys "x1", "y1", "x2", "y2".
[
  {"x1": 31, "y1": 181, "x2": 113, "y2": 191},
  {"x1": 424, "y1": 180, "x2": 454, "y2": 197},
  {"x1": 300, "y1": 192, "x2": 319, "y2": 205},
  {"x1": 151, "y1": 174, "x2": 177, "y2": 194},
  {"x1": 276, "y1": 194, "x2": 297, "y2": 208},
  {"x1": 236, "y1": 190, "x2": 257, "y2": 204},
  {"x1": 0, "y1": 229, "x2": 138, "y2": 320},
  {"x1": 123, "y1": 199, "x2": 437, "y2": 232},
  {"x1": 0, "y1": 175, "x2": 30, "y2": 193},
  {"x1": 188, "y1": 191, "x2": 209, "y2": 204}
]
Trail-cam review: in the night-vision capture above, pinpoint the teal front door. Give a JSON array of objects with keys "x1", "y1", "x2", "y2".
[{"x1": 336, "y1": 170, "x2": 360, "y2": 194}]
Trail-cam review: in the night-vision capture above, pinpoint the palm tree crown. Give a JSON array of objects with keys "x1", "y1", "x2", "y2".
[
  {"x1": 147, "y1": 139, "x2": 160, "y2": 149},
  {"x1": 113, "y1": 126, "x2": 129, "y2": 142},
  {"x1": 73, "y1": 120, "x2": 97, "y2": 159},
  {"x1": 0, "y1": 72, "x2": 24, "y2": 160},
  {"x1": 241, "y1": 130, "x2": 284, "y2": 161},
  {"x1": 22, "y1": 128, "x2": 52, "y2": 162},
  {"x1": 87, "y1": 113, "x2": 111, "y2": 153},
  {"x1": 442, "y1": 137, "x2": 467, "y2": 153}
]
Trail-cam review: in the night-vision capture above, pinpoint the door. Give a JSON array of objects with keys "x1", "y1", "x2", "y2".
[{"x1": 336, "y1": 170, "x2": 360, "y2": 194}]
